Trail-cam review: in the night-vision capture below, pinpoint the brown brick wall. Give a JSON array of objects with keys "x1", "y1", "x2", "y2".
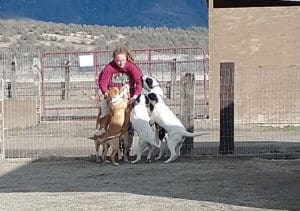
[{"x1": 208, "y1": 3, "x2": 300, "y2": 124}]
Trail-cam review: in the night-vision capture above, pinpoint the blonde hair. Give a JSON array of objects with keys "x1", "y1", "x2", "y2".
[{"x1": 113, "y1": 46, "x2": 134, "y2": 62}]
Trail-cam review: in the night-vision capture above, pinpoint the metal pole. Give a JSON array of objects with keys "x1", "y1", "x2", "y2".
[{"x1": 0, "y1": 78, "x2": 5, "y2": 160}]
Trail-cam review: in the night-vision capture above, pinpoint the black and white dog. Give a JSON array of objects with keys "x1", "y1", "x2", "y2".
[
  {"x1": 142, "y1": 75, "x2": 169, "y2": 160},
  {"x1": 130, "y1": 94, "x2": 160, "y2": 163},
  {"x1": 148, "y1": 92, "x2": 209, "y2": 163}
]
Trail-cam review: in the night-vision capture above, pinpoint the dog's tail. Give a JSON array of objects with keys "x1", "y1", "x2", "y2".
[
  {"x1": 181, "y1": 131, "x2": 210, "y2": 138},
  {"x1": 88, "y1": 132, "x2": 123, "y2": 143}
]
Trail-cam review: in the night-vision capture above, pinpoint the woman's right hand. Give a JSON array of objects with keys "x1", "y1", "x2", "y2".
[
  {"x1": 103, "y1": 92, "x2": 111, "y2": 103},
  {"x1": 104, "y1": 92, "x2": 109, "y2": 99}
]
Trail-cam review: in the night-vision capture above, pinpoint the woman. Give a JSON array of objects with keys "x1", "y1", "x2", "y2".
[
  {"x1": 95, "y1": 46, "x2": 143, "y2": 138},
  {"x1": 98, "y1": 46, "x2": 143, "y2": 104}
]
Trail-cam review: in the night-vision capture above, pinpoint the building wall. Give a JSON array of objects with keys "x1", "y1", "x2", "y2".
[{"x1": 208, "y1": 1, "x2": 300, "y2": 125}]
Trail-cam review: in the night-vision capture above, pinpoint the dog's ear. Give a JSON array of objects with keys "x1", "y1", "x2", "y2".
[
  {"x1": 145, "y1": 78, "x2": 153, "y2": 89},
  {"x1": 120, "y1": 84, "x2": 129, "y2": 93},
  {"x1": 158, "y1": 126, "x2": 166, "y2": 140},
  {"x1": 135, "y1": 94, "x2": 141, "y2": 103},
  {"x1": 142, "y1": 76, "x2": 150, "y2": 92},
  {"x1": 147, "y1": 92, "x2": 158, "y2": 103},
  {"x1": 145, "y1": 94, "x2": 149, "y2": 105},
  {"x1": 119, "y1": 84, "x2": 129, "y2": 99},
  {"x1": 149, "y1": 103, "x2": 154, "y2": 112}
]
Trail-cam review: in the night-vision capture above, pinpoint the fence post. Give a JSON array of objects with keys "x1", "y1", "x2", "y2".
[
  {"x1": 219, "y1": 62, "x2": 234, "y2": 154},
  {"x1": 166, "y1": 81, "x2": 171, "y2": 99},
  {"x1": 10, "y1": 54, "x2": 17, "y2": 98},
  {"x1": 7, "y1": 82, "x2": 11, "y2": 98},
  {"x1": 62, "y1": 60, "x2": 70, "y2": 100},
  {"x1": 147, "y1": 49, "x2": 152, "y2": 75},
  {"x1": 33, "y1": 58, "x2": 41, "y2": 124},
  {"x1": 61, "y1": 82, "x2": 65, "y2": 100},
  {"x1": 170, "y1": 58, "x2": 177, "y2": 99},
  {"x1": 0, "y1": 78, "x2": 5, "y2": 160},
  {"x1": 180, "y1": 73, "x2": 195, "y2": 154}
]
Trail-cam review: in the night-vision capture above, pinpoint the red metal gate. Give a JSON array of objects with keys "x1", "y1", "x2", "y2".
[{"x1": 40, "y1": 47, "x2": 209, "y2": 121}]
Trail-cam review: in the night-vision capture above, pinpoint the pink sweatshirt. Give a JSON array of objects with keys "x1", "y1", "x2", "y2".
[{"x1": 98, "y1": 60, "x2": 143, "y2": 97}]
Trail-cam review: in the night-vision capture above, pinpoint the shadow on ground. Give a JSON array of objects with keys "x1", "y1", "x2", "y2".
[{"x1": 0, "y1": 156, "x2": 299, "y2": 210}]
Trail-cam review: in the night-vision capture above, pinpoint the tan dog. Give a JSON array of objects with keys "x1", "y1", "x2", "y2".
[
  {"x1": 101, "y1": 133, "x2": 129, "y2": 166},
  {"x1": 82, "y1": 90, "x2": 109, "y2": 132},
  {"x1": 90, "y1": 85, "x2": 131, "y2": 165}
]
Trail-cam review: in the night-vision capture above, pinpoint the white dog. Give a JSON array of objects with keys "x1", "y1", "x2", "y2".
[
  {"x1": 148, "y1": 92, "x2": 209, "y2": 163},
  {"x1": 143, "y1": 75, "x2": 172, "y2": 159},
  {"x1": 130, "y1": 94, "x2": 160, "y2": 164},
  {"x1": 142, "y1": 75, "x2": 169, "y2": 159}
]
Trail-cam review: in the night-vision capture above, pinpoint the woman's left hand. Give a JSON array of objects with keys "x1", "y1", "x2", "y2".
[{"x1": 128, "y1": 95, "x2": 137, "y2": 105}]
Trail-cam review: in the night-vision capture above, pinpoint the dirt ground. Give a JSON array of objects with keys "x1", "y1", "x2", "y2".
[{"x1": 0, "y1": 156, "x2": 299, "y2": 211}]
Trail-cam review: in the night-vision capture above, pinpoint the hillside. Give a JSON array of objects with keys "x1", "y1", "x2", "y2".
[
  {"x1": 0, "y1": 0, "x2": 208, "y2": 29},
  {"x1": 0, "y1": 19, "x2": 208, "y2": 55}
]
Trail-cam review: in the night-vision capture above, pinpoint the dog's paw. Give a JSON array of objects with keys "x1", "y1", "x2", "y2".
[
  {"x1": 131, "y1": 160, "x2": 138, "y2": 164},
  {"x1": 103, "y1": 159, "x2": 110, "y2": 164},
  {"x1": 164, "y1": 155, "x2": 178, "y2": 164},
  {"x1": 112, "y1": 162, "x2": 119, "y2": 166},
  {"x1": 145, "y1": 159, "x2": 152, "y2": 163},
  {"x1": 154, "y1": 156, "x2": 161, "y2": 160},
  {"x1": 95, "y1": 157, "x2": 102, "y2": 163}
]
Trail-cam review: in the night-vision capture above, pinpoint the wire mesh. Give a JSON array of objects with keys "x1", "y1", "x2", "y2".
[
  {"x1": 1, "y1": 47, "x2": 210, "y2": 159},
  {"x1": 0, "y1": 49, "x2": 299, "y2": 160}
]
